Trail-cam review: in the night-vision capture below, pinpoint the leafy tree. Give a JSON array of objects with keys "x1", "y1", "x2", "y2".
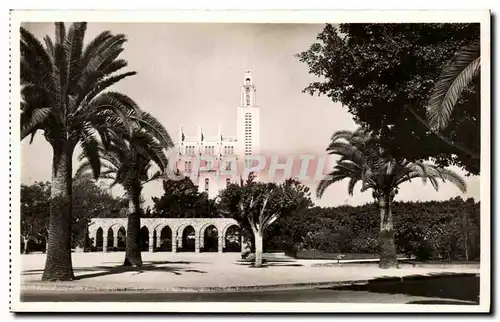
[
  {"x1": 297, "y1": 23, "x2": 480, "y2": 174},
  {"x1": 218, "y1": 174, "x2": 313, "y2": 267},
  {"x1": 393, "y1": 197, "x2": 480, "y2": 261},
  {"x1": 274, "y1": 198, "x2": 480, "y2": 261},
  {"x1": 21, "y1": 177, "x2": 126, "y2": 253},
  {"x1": 71, "y1": 173, "x2": 127, "y2": 249},
  {"x1": 151, "y1": 174, "x2": 219, "y2": 218},
  {"x1": 77, "y1": 113, "x2": 173, "y2": 267},
  {"x1": 427, "y1": 39, "x2": 480, "y2": 131},
  {"x1": 21, "y1": 182, "x2": 51, "y2": 254},
  {"x1": 316, "y1": 127, "x2": 467, "y2": 268},
  {"x1": 21, "y1": 22, "x2": 144, "y2": 280}
]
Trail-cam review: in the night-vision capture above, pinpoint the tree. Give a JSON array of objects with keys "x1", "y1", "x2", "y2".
[
  {"x1": 151, "y1": 174, "x2": 220, "y2": 218},
  {"x1": 21, "y1": 22, "x2": 144, "y2": 280},
  {"x1": 77, "y1": 113, "x2": 173, "y2": 266},
  {"x1": 316, "y1": 127, "x2": 467, "y2": 268},
  {"x1": 21, "y1": 182, "x2": 51, "y2": 254},
  {"x1": 71, "y1": 173, "x2": 127, "y2": 249},
  {"x1": 21, "y1": 177, "x2": 126, "y2": 253},
  {"x1": 297, "y1": 23, "x2": 480, "y2": 175},
  {"x1": 427, "y1": 39, "x2": 481, "y2": 131},
  {"x1": 217, "y1": 173, "x2": 258, "y2": 255},
  {"x1": 218, "y1": 174, "x2": 313, "y2": 267}
]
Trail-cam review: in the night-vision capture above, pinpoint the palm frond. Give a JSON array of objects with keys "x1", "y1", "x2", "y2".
[
  {"x1": 79, "y1": 125, "x2": 101, "y2": 179},
  {"x1": 427, "y1": 39, "x2": 480, "y2": 131},
  {"x1": 54, "y1": 22, "x2": 66, "y2": 46},
  {"x1": 74, "y1": 160, "x2": 92, "y2": 179},
  {"x1": 131, "y1": 110, "x2": 174, "y2": 149},
  {"x1": 20, "y1": 107, "x2": 52, "y2": 139},
  {"x1": 63, "y1": 22, "x2": 87, "y2": 93},
  {"x1": 330, "y1": 130, "x2": 356, "y2": 143},
  {"x1": 435, "y1": 167, "x2": 467, "y2": 193},
  {"x1": 327, "y1": 141, "x2": 367, "y2": 168},
  {"x1": 347, "y1": 177, "x2": 360, "y2": 196},
  {"x1": 81, "y1": 71, "x2": 137, "y2": 106},
  {"x1": 20, "y1": 27, "x2": 52, "y2": 74},
  {"x1": 316, "y1": 171, "x2": 348, "y2": 198}
]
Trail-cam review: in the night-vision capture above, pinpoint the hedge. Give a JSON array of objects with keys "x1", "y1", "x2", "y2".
[{"x1": 265, "y1": 197, "x2": 480, "y2": 261}]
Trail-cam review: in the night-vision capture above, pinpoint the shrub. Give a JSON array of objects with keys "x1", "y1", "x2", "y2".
[{"x1": 268, "y1": 198, "x2": 480, "y2": 261}]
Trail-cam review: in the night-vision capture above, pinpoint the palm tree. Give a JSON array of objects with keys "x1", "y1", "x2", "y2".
[
  {"x1": 77, "y1": 114, "x2": 173, "y2": 266},
  {"x1": 426, "y1": 39, "x2": 480, "y2": 131},
  {"x1": 21, "y1": 22, "x2": 142, "y2": 281},
  {"x1": 317, "y1": 128, "x2": 467, "y2": 268}
]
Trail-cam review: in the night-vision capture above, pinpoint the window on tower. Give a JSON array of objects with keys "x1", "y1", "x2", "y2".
[{"x1": 205, "y1": 178, "x2": 209, "y2": 194}]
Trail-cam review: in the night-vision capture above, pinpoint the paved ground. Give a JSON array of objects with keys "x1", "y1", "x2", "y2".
[
  {"x1": 21, "y1": 289, "x2": 478, "y2": 304},
  {"x1": 20, "y1": 252, "x2": 480, "y2": 293}
]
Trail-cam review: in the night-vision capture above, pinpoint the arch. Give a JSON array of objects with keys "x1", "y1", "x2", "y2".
[
  {"x1": 117, "y1": 226, "x2": 126, "y2": 251},
  {"x1": 95, "y1": 227, "x2": 104, "y2": 251},
  {"x1": 107, "y1": 228, "x2": 114, "y2": 251},
  {"x1": 202, "y1": 225, "x2": 218, "y2": 252},
  {"x1": 159, "y1": 226, "x2": 172, "y2": 252},
  {"x1": 181, "y1": 225, "x2": 196, "y2": 252},
  {"x1": 224, "y1": 224, "x2": 241, "y2": 252},
  {"x1": 140, "y1": 226, "x2": 150, "y2": 252}
]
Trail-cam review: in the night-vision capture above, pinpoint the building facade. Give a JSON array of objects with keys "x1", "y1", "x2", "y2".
[{"x1": 175, "y1": 70, "x2": 260, "y2": 198}]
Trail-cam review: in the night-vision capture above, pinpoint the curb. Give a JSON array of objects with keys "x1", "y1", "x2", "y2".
[
  {"x1": 21, "y1": 280, "x2": 372, "y2": 293},
  {"x1": 21, "y1": 272, "x2": 480, "y2": 294}
]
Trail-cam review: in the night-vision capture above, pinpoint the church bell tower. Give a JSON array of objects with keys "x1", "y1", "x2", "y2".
[{"x1": 237, "y1": 70, "x2": 260, "y2": 173}]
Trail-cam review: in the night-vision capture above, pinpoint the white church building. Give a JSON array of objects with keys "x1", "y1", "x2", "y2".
[{"x1": 174, "y1": 70, "x2": 261, "y2": 198}]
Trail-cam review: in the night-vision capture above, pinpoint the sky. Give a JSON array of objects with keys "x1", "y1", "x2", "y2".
[{"x1": 20, "y1": 22, "x2": 480, "y2": 207}]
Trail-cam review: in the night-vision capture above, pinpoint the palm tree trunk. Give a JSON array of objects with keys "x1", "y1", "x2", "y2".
[
  {"x1": 378, "y1": 192, "x2": 398, "y2": 269},
  {"x1": 254, "y1": 232, "x2": 264, "y2": 268},
  {"x1": 123, "y1": 189, "x2": 143, "y2": 267},
  {"x1": 42, "y1": 143, "x2": 75, "y2": 281}
]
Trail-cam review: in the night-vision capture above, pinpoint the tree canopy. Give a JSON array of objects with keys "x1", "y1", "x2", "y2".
[
  {"x1": 151, "y1": 175, "x2": 219, "y2": 218},
  {"x1": 20, "y1": 176, "x2": 126, "y2": 250},
  {"x1": 297, "y1": 23, "x2": 480, "y2": 175},
  {"x1": 217, "y1": 174, "x2": 313, "y2": 234}
]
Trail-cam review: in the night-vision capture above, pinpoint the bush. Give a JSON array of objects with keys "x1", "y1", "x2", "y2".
[{"x1": 267, "y1": 198, "x2": 480, "y2": 261}]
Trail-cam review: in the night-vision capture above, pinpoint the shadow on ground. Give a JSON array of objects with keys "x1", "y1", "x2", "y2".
[
  {"x1": 235, "y1": 262, "x2": 304, "y2": 268},
  {"x1": 406, "y1": 299, "x2": 477, "y2": 305},
  {"x1": 101, "y1": 260, "x2": 203, "y2": 265},
  {"x1": 22, "y1": 262, "x2": 208, "y2": 280},
  {"x1": 320, "y1": 272, "x2": 479, "y2": 303}
]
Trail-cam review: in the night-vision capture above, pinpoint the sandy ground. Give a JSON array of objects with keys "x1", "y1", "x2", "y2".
[{"x1": 19, "y1": 252, "x2": 480, "y2": 292}]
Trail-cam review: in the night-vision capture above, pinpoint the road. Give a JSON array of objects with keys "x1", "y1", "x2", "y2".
[{"x1": 21, "y1": 288, "x2": 478, "y2": 304}]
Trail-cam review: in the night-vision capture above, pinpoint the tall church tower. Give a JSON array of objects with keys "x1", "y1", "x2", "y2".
[{"x1": 236, "y1": 70, "x2": 260, "y2": 175}]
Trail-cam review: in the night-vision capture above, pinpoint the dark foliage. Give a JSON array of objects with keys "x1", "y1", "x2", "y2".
[
  {"x1": 297, "y1": 23, "x2": 480, "y2": 174},
  {"x1": 151, "y1": 176, "x2": 220, "y2": 218},
  {"x1": 268, "y1": 197, "x2": 480, "y2": 261}
]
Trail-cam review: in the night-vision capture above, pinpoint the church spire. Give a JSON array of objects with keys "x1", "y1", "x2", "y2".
[{"x1": 241, "y1": 70, "x2": 256, "y2": 107}]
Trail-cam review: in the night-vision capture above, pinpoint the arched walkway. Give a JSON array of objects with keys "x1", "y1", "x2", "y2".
[
  {"x1": 202, "y1": 225, "x2": 218, "y2": 252},
  {"x1": 224, "y1": 224, "x2": 241, "y2": 252},
  {"x1": 107, "y1": 228, "x2": 114, "y2": 251},
  {"x1": 181, "y1": 226, "x2": 196, "y2": 252},
  {"x1": 117, "y1": 226, "x2": 126, "y2": 251},
  {"x1": 95, "y1": 227, "x2": 103, "y2": 251},
  {"x1": 159, "y1": 226, "x2": 172, "y2": 252},
  {"x1": 140, "y1": 226, "x2": 149, "y2": 252},
  {"x1": 87, "y1": 218, "x2": 241, "y2": 253}
]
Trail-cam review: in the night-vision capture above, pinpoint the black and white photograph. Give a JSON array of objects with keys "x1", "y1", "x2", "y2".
[{"x1": 9, "y1": 9, "x2": 491, "y2": 313}]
